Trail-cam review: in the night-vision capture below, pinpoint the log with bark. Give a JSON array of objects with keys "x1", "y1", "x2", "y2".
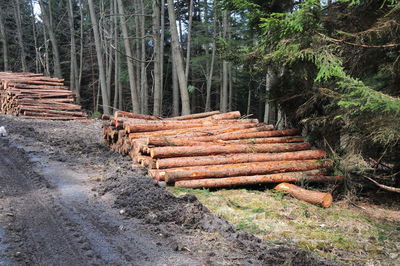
[
  {"x1": 149, "y1": 159, "x2": 333, "y2": 183},
  {"x1": 155, "y1": 150, "x2": 326, "y2": 169},
  {"x1": 101, "y1": 110, "x2": 336, "y2": 199},
  {"x1": 175, "y1": 172, "x2": 343, "y2": 188},
  {"x1": 149, "y1": 142, "x2": 311, "y2": 158},
  {"x1": 0, "y1": 71, "x2": 87, "y2": 120},
  {"x1": 274, "y1": 182, "x2": 334, "y2": 208}
]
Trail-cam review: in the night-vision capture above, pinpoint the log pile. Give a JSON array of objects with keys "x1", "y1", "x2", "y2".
[
  {"x1": 0, "y1": 72, "x2": 87, "y2": 120},
  {"x1": 103, "y1": 110, "x2": 342, "y2": 202}
]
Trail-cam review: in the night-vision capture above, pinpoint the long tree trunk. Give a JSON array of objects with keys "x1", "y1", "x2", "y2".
[
  {"x1": 113, "y1": 0, "x2": 119, "y2": 109},
  {"x1": 14, "y1": 0, "x2": 27, "y2": 72},
  {"x1": 42, "y1": 23, "x2": 50, "y2": 76},
  {"x1": 29, "y1": 0, "x2": 39, "y2": 73},
  {"x1": 185, "y1": 0, "x2": 194, "y2": 81},
  {"x1": 159, "y1": 0, "x2": 165, "y2": 114},
  {"x1": 205, "y1": 1, "x2": 216, "y2": 111},
  {"x1": 152, "y1": 0, "x2": 162, "y2": 116},
  {"x1": 88, "y1": 0, "x2": 111, "y2": 114},
  {"x1": 167, "y1": 0, "x2": 190, "y2": 115},
  {"x1": 172, "y1": 58, "x2": 179, "y2": 116},
  {"x1": 78, "y1": 0, "x2": 84, "y2": 92},
  {"x1": 139, "y1": 0, "x2": 148, "y2": 114},
  {"x1": 67, "y1": 0, "x2": 80, "y2": 102},
  {"x1": 39, "y1": 0, "x2": 62, "y2": 78},
  {"x1": 220, "y1": 10, "x2": 229, "y2": 112},
  {"x1": 117, "y1": 0, "x2": 140, "y2": 113},
  {"x1": 263, "y1": 67, "x2": 278, "y2": 123},
  {"x1": 0, "y1": 9, "x2": 8, "y2": 71},
  {"x1": 134, "y1": 4, "x2": 141, "y2": 110}
]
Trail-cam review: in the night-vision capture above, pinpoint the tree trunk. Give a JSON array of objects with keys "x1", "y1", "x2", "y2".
[
  {"x1": 29, "y1": 0, "x2": 39, "y2": 73},
  {"x1": 220, "y1": 10, "x2": 229, "y2": 112},
  {"x1": 275, "y1": 183, "x2": 333, "y2": 208},
  {"x1": 159, "y1": 0, "x2": 165, "y2": 114},
  {"x1": 42, "y1": 23, "x2": 50, "y2": 76},
  {"x1": 156, "y1": 150, "x2": 326, "y2": 169},
  {"x1": 152, "y1": 0, "x2": 162, "y2": 116},
  {"x1": 0, "y1": 9, "x2": 8, "y2": 71},
  {"x1": 67, "y1": 0, "x2": 80, "y2": 102},
  {"x1": 78, "y1": 0, "x2": 84, "y2": 94},
  {"x1": 139, "y1": 0, "x2": 148, "y2": 114},
  {"x1": 172, "y1": 57, "x2": 180, "y2": 116},
  {"x1": 205, "y1": 6, "x2": 216, "y2": 112},
  {"x1": 167, "y1": 0, "x2": 190, "y2": 115},
  {"x1": 39, "y1": 0, "x2": 62, "y2": 78},
  {"x1": 175, "y1": 172, "x2": 342, "y2": 189},
  {"x1": 117, "y1": 0, "x2": 140, "y2": 113},
  {"x1": 185, "y1": 0, "x2": 193, "y2": 81},
  {"x1": 113, "y1": 0, "x2": 119, "y2": 109},
  {"x1": 14, "y1": 0, "x2": 28, "y2": 72},
  {"x1": 88, "y1": 0, "x2": 111, "y2": 114}
]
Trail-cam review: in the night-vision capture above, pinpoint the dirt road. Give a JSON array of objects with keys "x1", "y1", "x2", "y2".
[{"x1": 0, "y1": 115, "x2": 332, "y2": 265}]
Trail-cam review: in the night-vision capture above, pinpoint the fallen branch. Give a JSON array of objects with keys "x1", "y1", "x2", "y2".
[{"x1": 363, "y1": 175, "x2": 400, "y2": 193}]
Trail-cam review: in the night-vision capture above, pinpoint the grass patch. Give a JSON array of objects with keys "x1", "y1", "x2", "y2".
[{"x1": 169, "y1": 186, "x2": 400, "y2": 264}]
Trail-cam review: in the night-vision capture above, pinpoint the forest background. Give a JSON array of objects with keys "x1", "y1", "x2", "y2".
[{"x1": 0, "y1": 0, "x2": 399, "y2": 188}]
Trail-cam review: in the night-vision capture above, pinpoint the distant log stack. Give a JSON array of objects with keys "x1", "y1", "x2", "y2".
[
  {"x1": 102, "y1": 110, "x2": 342, "y2": 202},
  {"x1": 0, "y1": 72, "x2": 87, "y2": 120}
]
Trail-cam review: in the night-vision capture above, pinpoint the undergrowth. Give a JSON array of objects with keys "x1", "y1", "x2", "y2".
[{"x1": 170, "y1": 187, "x2": 400, "y2": 264}]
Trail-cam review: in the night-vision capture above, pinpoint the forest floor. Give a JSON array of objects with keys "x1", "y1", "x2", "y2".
[
  {"x1": 0, "y1": 115, "x2": 331, "y2": 266},
  {"x1": 0, "y1": 116, "x2": 397, "y2": 265}
]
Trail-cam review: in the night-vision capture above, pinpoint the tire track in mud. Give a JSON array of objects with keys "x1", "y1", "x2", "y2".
[{"x1": 0, "y1": 140, "x2": 102, "y2": 265}]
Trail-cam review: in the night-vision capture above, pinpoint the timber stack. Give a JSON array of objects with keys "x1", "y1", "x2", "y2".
[
  {"x1": 0, "y1": 72, "x2": 87, "y2": 120},
  {"x1": 102, "y1": 110, "x2": 342, "y2": 198}
]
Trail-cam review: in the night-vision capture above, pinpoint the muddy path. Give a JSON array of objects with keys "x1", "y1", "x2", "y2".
[{"x1": 0, "y1": 115, "x2": 333, "y2": 265}]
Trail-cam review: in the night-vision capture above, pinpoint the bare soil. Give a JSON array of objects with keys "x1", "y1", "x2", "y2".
[{"x1": 0, "y1": 115, "x2": 334, "y2": 265}]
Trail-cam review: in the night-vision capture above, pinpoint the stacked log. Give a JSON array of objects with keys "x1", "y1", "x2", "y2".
[
  {"x1": 102, "y1": 111, "x2": 342, "y2": 196},
  {"x1": 0, "y1": 72, "x2": 87, "y2": 120}
]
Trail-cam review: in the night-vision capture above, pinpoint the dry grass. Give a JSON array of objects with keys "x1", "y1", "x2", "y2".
[{"x1": 169, "y1": 187, "x2": 400, "y2": 265}]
